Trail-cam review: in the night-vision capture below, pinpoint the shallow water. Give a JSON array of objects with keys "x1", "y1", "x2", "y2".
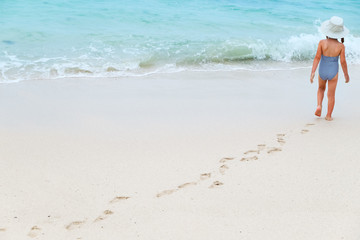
[{"x1": 0, "y1": 0, "x2": 359, "y2": 82}]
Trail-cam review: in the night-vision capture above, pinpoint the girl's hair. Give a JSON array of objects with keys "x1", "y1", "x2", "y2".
[{"x1": 326, "y1": 36, "x2": 345, "y2": 43}]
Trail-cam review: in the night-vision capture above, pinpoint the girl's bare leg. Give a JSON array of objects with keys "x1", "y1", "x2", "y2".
[
  {"x1": 315, "y1": 77, "x2": 326, "y2": 117},
  {"x1": 325, "y1": 74, "x2": 338, "y2": 121}
]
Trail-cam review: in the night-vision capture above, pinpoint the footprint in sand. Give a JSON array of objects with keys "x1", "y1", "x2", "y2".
[
  {"x1": 28, "y1": 226, "x2": 41, "y2": 238},
  {"x1": 200, "y1": 173, "x2": 211, "y2": 180},
  {"x1": 209, "y1": 181, "x2": 224, "y2": 188},
  {"x1": 219, "y1": 157, "x2": 234, "y2": 163},
  {"x1": 306, "y1": 123, "x2": 315, "y2": 126},
  {"x1": 0, "y1": 228, "x2": 6, "y2": 232},
  {"x1": 178, "y1": 182, "x2": 197, "y2": 189},
  {"x1": 109, "y1": 196, "x2": 130, "y2": 204},
  {"x1": 277, "y1": 136, "x2": 286, "y2": 145},
  {"x1": 94, "y1": 210, "x2": 114, "y2": 222},
  {"x1": 257, "y1": 144, "x2": 266, "y2": 151},
  {"x1": 219, "y1": 164, "x2": 229, "y2": 175},
  {"x1": 156, "y1": 189, "x2": 178, "y2": 198},
  {"x1": 267, "y1": 147, "x2": 282, "y2": 154},
  {"x1": 301, "y1": 129, "x2": 309, "y2": 134},
  {"x1": 244, "y1": 150, "x2": 260, "y2": 155},
  {"x1": 66, "y1": 220, "x2": 86, "y2": 230},
  {"x1": 240, "y1": 156, "x2": 258, "y2": 161},
  {"x1": 157, "y1": 182, "x2": 198, "y2": 198},
  {"x1": 277, "y1": 133, "x2": 286, "y2": 137}
]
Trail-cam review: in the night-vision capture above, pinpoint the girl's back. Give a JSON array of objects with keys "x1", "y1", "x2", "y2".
[{"x1": 321, "y1": 39, "x2": 343, "y2": 57}]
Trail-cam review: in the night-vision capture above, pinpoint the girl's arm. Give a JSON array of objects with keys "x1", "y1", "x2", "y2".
[
  {"x1": 340, "y1": 44, "x2": 350, "y2": 83},
  {"x1": 310, "y1": 41, "x2": 322, "y2": 83}
]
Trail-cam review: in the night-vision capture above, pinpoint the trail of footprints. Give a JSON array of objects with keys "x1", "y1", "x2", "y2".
[
  {"x1": 155, "y1": 122, "x2": 315, "y2": 196},
  {"x1": 155, "y1": 134, "x2": 289, "y2": 197},
  {"x1": 31, "y1": 195, "x2": 133, "y2": 236},
  {"x1": 19, "y1": 123, "x2": 315, "y2": 237}
]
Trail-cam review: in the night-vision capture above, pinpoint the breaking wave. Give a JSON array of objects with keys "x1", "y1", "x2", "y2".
[{"x1": 1, "y1": 32, "x2": 360, "y2": 83}]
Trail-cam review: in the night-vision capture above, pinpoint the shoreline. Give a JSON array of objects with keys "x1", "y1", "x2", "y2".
[
  {"x1": 1, "y1": 61, "x2": 359, "y2": 85},
  {"x1": 1, "y1": 67, "x2": 360, "y2": 239},
  {"x1": 0, "y1": 61, "x2": 324, "y2": 84}
]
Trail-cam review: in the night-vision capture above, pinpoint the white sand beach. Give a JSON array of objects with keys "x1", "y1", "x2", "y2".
[{"x1": 1, "y1": 66, "x2": 360, "y2": 239}]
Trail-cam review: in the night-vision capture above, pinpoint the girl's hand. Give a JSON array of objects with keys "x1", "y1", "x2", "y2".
[
  {"x1": 345, "y1": 74, "x2": 350, "y2": 83},
  {"x1": 310, "y1": 72, "x2": 315, "y2": 84}
]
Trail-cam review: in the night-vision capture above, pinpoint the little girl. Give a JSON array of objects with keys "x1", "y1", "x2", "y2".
[{"x1": 310, "y1": 16, "x2": 350, "y2": 121}]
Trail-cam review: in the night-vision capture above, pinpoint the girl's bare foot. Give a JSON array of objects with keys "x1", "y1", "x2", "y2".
[
  {"x1": 315, "y1": 105, "x2": 322, "y2": 117},
  {"x1": 325, "y1": 116, "x2": 333, "y2": 121}
]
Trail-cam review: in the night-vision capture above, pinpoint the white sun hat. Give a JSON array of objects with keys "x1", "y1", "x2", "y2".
[{"x1": 320, "y1": 16, "x2": 349, "y2": 39}]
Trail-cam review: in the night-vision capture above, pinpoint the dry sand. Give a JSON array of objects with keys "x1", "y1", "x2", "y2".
[{"x1": 0, "y1": 66, "x2": 360, "y2": 239}]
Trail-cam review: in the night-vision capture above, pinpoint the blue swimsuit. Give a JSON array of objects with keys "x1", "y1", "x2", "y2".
[{"x1": 319, "y1": 55, "x2": 339, "y2": 80}]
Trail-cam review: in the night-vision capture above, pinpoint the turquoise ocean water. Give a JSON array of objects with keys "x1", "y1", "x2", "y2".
[{"x1": 0, "y1": 0, "x2": 359, "y2": 82}]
